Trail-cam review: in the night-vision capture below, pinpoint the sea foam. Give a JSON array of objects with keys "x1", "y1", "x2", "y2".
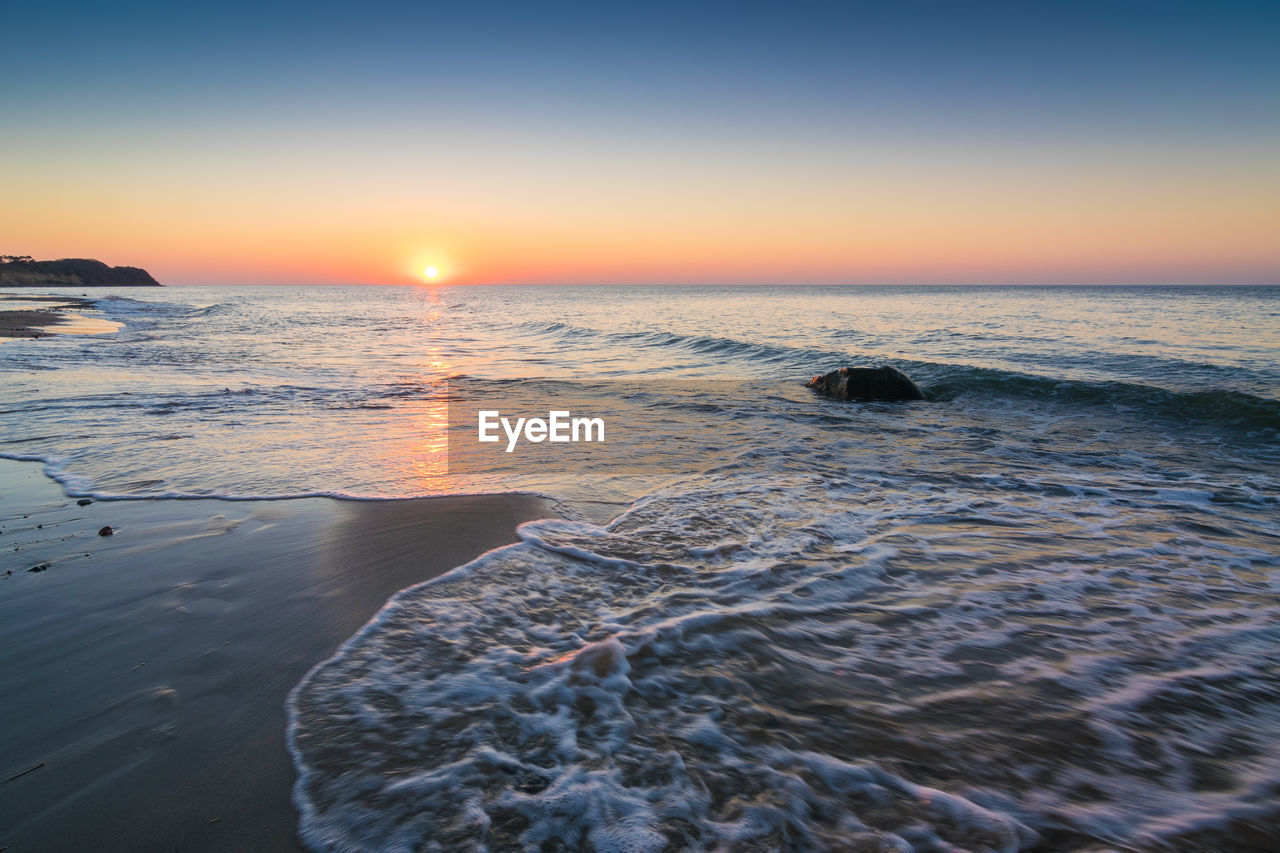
[{"x1": 288, "y1": 464, "x2": 1280, "y2": 851}]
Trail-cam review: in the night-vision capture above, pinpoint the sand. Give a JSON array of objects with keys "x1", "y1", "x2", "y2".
[
  {"x1": 0, "y1": 294, "x2": 118, "y2": 339},
  {"x1": 0, "y1": 460, "x2": 558, "y2": 851},
  {"x1": 0, "y1": 307, "x2": 71, "y2": 338}
]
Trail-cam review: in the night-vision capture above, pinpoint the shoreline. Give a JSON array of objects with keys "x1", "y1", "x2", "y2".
[
  {"x1": 0, "y1": 460, "x2": 560, "y2": 851},
  {"x1": 0, "y1": 295, "x2": 103, "y2": 339},
  {"x1": 0, "y1": 308, "x2": 72, "y2": 339}
]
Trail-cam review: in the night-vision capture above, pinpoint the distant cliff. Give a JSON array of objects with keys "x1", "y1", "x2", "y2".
[{"x1": 0, "y1": 256, "x2": 161, "y2": 287}]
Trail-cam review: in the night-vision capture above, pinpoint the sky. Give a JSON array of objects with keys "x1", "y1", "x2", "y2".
[{"x1": 2, "y1": 0, "x2": 1278, "y2": 285}]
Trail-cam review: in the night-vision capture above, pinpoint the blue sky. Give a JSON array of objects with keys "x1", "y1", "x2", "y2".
[{"x1": 4, "y1": 1, "x2": 1278, "y2": 284}]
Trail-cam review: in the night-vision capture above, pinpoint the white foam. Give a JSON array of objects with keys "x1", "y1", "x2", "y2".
[{"x1": 288, "y1": 466, "x2": 1280, "y2": 850}]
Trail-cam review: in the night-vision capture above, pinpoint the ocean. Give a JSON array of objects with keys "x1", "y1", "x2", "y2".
[{"x1": 3, "y1": 284, "x2": 1279, "y2": 850}]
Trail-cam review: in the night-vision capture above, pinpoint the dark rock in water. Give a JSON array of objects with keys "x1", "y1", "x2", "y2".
[
  {"x1": 29, "y1": 562, "x2": 49, "y2": 573},
  {"x1": 806, "y1": 365, "x2": 926, "y2": 402},
  {"x1": 77, "y1": 498, "x2": 93, "y2": 507},
  {"x1": 98, "y1": 525, "x2": 114, "y2": 536}
]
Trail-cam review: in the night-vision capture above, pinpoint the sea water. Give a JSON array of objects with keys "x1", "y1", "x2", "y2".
[{"x1": 2, "y1": 284, "x2": 1278, "y2": 850}]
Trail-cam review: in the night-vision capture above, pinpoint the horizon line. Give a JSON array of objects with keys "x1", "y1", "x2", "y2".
[{"x1": 151, "y1": 280, "x2": 1280, "y2": 288}]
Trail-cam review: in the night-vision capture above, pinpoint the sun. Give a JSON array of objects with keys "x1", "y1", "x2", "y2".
[{"x1": 423, "y1": 266, "x2": 439, "y2": 280}]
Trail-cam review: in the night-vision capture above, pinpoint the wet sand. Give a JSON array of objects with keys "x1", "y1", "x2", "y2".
[
  {"x1": 0, "y1": 294, "x2": 119, "y2": 339},
  {"x1": 0, "y1": 461, "x2": 557, "y2": 851},
  {"x1": 0, "y1": 307, "x2": 71, "y2": 338}
]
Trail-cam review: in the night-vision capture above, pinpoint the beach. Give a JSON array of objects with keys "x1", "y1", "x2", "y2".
[
  {"x1": 0, "y1": 308, "x2": 65, "y2": 338},
  {"x1": 5, "y1": 0, "x2": 1277, "y2": 845},
  {"x1": 1, "y1": 284, "x2": 1277, "y2": 851},
  {"x1": 0, "y1": 460, "x2": 557, "y2": 851},
  {"x1": 0, "y1": 299, "x2": 73, "y2": 339},
  {"x1": 0, "y1": 295, "x2": 118, "y2": 340}
]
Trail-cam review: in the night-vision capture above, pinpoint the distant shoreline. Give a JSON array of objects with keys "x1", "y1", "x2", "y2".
[
  {"x1": 47, "y1": 281, "x2": 1275, "y2": 289},
  {"x1": 0, "y1": 257, "x2": 160, "y2": 288}
]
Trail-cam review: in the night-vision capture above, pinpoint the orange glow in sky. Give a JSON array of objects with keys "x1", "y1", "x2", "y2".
[
  {"x1": 4, "y1": 127, "x2": 1277, "y2": 286},
  {"x1": 4, "y1": 4, "x2": 1278, "y2": 287}
]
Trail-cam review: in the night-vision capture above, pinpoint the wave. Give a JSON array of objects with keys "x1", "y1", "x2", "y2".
[
  {"x1": 509, "y1": 317, "x2": 835, "y2": 367},
  {"x1": 916, "y1": 363, "x2": 1280, "y2": 432},
  {"x1": 184, "y1": 301, "x2": 237, "y2": 318},
  {"x1": 446, "y1": 359, "x2": 1280, "y2": 438},
  {"x1": 287, "y1": 470, "x2": 1280, "y2": 851},
  {"x1": 610, "y1": 329, "x2": 805, "y2": 364},
  {"x1": 88, "y1": 294, "x2": 153, "y2": 305},
  {"x1": 0, "y1": 452, "x2": 557, "y2": 506},
  {"x1": 502, "y1": 316, "x2": 1279, "y2": 432}
]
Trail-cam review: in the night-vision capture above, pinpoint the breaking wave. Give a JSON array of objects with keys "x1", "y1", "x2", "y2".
[{"x1": 289, "y1": 457, "x2": 1280, "y2": 851}]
